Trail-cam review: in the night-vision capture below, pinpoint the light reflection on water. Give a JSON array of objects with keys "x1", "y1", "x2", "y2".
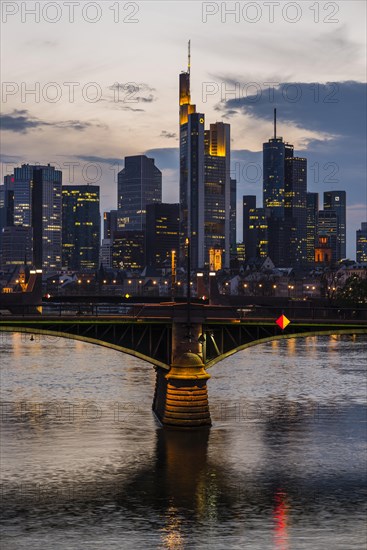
[{"x1": 0, "y1": 332, "x2": 366, "y2": 550}]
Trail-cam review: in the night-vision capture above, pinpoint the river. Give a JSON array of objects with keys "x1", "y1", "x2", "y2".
[{"x1": 1, "y1": 332, "x2": 366, "y2": 549}]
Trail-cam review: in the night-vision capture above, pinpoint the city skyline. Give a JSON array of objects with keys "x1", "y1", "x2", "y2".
[{"x1": 1, "y1": 1, "x2": 366, "y2": 258}]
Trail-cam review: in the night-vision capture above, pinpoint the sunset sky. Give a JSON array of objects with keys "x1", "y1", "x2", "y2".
[{"x1": 1, "y1": 0, "x2": 366, "y2": 257}]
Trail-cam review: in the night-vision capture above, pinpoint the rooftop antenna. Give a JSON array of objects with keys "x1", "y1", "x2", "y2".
[
  {"x1": 274, "y1": 108, "x2": 277, "y2": 139},
  {"x1": 188, "y1": 40, "x2": 191, "y2": 75}
]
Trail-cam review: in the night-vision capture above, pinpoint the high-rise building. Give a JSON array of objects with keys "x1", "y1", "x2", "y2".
[
  {"x1": 0, "y1": 226, "x2": 33, "y2": 268},
  {"x1": 284, "y1": 156, "x2": 307, "y2": 266},
  {"x1": 248, "y1": 207, "x2": 269, "y2": 260},
  {"x1": 306, "y1": 192, "x2": 319, "y2": 266},
  {"x1": 146, "y1": 203, "x2": 179, "y2": 268},
  {"x1": 117, "y1": 155, "x2": 162, "y2": 231},
  {"x1": 112, "y1": 230, "x2": 145, "y2": 270},
  {"x1": 100, "y1": 239, "x2": 112, "y2": 269},
  {"x1": 204, "y1": 122, "x2": 231, "y2": 268},
  {"x1": 103, "y1": 210, "x2": 118, "y2": 240},
  {"x1": 318, "y1": 210, "x2": 338, "y2": 265},
  {"x1": 11, "y1": 164, "x2": 62, "y2": 271},
  {"x1": 230, "y1": 177, "x2": 237, "y2": 257},
  {"x1": 242, "y1": 196, "x2": 257, "y2": 260},
  {"x1": 179, "y1": 43, "x2": 231, "y2": 269},
  {"x1": 62, "y1": 185, "x2": 100, "y2": 271},
  {"x1": 267, "y1": 216, "x2": 294, "y2": 266},
  {"x1": 356, "y1": 222, "x2": 367, "y2": 263},
  {"x1": 0, "y1": 175, "x2": 15, "y2": 230},
  {"x1": 324, "y1": 191, "x2": 346, "y2": 261},
  {"x1": 263, "y1": 109, "x2": 294, "y2": 219}
]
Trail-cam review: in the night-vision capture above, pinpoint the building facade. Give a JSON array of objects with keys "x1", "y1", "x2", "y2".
[
  {"x1": 62, "y1": 185, "x2": 100, "y2": 271},
  {"x1": 356, "y1": 222, "x2": 367, "y2": 263},
  {"x1": 146, "y1": 203, "x2": 179, "y2": 268},
  {"x1": 324, "y1": 191, "x2": 346, "y2": 261},
  {"x1": 117, "y1": 155, "x2": 162, "y2": 231}
]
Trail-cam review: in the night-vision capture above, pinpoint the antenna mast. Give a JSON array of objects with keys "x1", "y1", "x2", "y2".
[
  {"x1": 188, "y1": 40, "x2": 191, "y2": 75},
  {"x1": 274, "y1": 108, "x2": 277, "y2": 139}
]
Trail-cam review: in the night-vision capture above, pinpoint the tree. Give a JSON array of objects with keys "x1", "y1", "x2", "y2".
[{"x1": 335, "y1": 275, "x2": 367, "y2": 305}]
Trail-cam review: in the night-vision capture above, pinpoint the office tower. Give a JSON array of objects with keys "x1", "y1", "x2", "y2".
[
  {"x1": 306, "y1": 192, "x2": 319, "y2": 266},
  {"x1": 204, "y1": 122, "x2": 231, "y2": 268},
  {"x1": 117, "y1": 155, "x2": 162, "y2": 231},
  {"x1": 284, "y1": 156, "x2": 307, "y2": 266},
  {"x1": 0, "y1": 175, "x2": 14, "y2": 230},
  {"x1": 242, "y1": 196, "x2": 257, "y2": 260},
  {"x1": 318, "y1": 210, "x2": 338, "y2": 264},
  {"x1": 179, "y1": 43, "x2": 231, "y2": 269},
  {"x1": 356, "y1": 222, "x2": 367, "y2": 263},
  {"x1": 62, "y1": 185, "x2": 100, "y2": 271},
  {"x1": 100, "y1": 239, "x2": 112, "y2": 269},
  {"x1": 11, "y1": 164, "x2": 62, "y2": 271},
  {"x1": 112, "y1": 230, "x2": 145, "y2": 270},
  {"x1": 267, "y1": 216, "x2": 294, "y2": 266},
  {"x1": 103, "y1": 210, "x2": 118, "y2": 240},
  {"x1": 248, "y1": 207, "x2": 269, "y2": 260},
  {"x1": 263, "y1": 109, "x2": 293, "y2": 219},
  {"x1": 230, "y1": 178, "x2": 237, "y2": 256},
  {"x1": 0, "y1": 226, "x2": 33, "y2": 268},
  {"x1": 146, "y1": 203, "x2": 179, "y2": 268},
  {"x1": 324, "y1": 191, "x2": 346, "y2": 261}
]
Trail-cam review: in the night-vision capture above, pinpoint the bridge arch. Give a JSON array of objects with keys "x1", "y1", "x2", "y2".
[
  {"x1": 0, "y1": 326, "x2": 170, "y2": 370},
  {"x1": 205, "y1": 328, "x2": 367, "y2": 369}
]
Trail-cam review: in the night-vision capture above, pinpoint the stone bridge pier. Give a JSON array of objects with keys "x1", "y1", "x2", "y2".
[{"x1": 153, "y1": 306, "x2": 211, "y2": 428}]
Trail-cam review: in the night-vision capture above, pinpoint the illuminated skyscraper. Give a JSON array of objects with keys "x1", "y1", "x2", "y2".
[
  {"x1": 146, "y1": 203, "x2": 179, "y2": 268},
  {"x1": 179, "y1": 42, "x2": 231, "y2": 269},
  {"x1": 10, "y1": 164, "x2": 62, "y2": 271},
  {"x1": 284, "y1": 156, "x2": 307, "y2": 266},
  {"x1": 117, "y1": 155, "x2": 162, "y2": 231},
  {"x1": 62, "y1": 185, "x2": 100, "y2": 271},
  {"x1": 263, "y1": 109, "x2": 293, "y2": 219},
  {"x1": 356, "y1": 222, "x2": 367, "y2": 263},
  {"x1": 318, "y1": 209, "x2": 338, "y2": 265},
  {"x1": 324, "y1": 191, "x2": 346, "y2": 261},
  {"x1": 306, "y1": 192, "x2": 319, "y2": 266}
]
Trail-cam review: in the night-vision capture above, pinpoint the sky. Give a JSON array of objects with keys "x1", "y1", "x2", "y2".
[{"x1": 1, "y1": 0, "x2": 366, "y2": 258}]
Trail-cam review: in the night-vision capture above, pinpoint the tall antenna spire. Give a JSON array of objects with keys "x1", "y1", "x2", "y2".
[
  {"x1": 188, "y1": 40, "x2": 191, "y2": 75},
  {"x1": 274, "y1": 107, "x2": 277, "y2": 139}
]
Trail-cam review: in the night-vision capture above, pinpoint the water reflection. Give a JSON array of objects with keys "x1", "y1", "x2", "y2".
[{"x1": 1, "y1": 334, "x2": 367, "y2": 549}]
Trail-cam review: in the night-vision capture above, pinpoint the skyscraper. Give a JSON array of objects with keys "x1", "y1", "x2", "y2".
[
  {"x1": 62, "y1": 185, "x2": 100, "y2": 271},
  {"x1": 318, "y1": 209, "x2": 338, "y2": 264},
  {"x1": 112, "y1": 230, "x2": 145, "y2": 270},
  {"x1": 324, "y1": 191, "x2": 346, "y2": 261},
  {"x1": 0, "y1": 226, "x2": 33, "y2": 268},
  {"x1": 356, "y1": 222, "x2": 367, "y2": 263},
  {"x1": 146, "y1": 203, "x2": 179, "y2": 268},
  {"x1": 0, "y1": 175, "x2": 14, "y2": 230},
  {"x1": 242, "y1": 195, "x2": 257, "y2": 261},
  {"x1": 230, "y1": 177, "x2": 237, "y2": 258},
  {"x1": 117, "y1": 155, "x2": 162, "y2": 231},
  {"x1": 204, "y1": 122, "x2": 231, "y2": 268},
  {"x1": 11, "y1": 164, "x2": 62, "y2": 271},
  {"x1": 179, "y1": 43, "x2": 231, "y2": 269},
  {"x1": 306, "y1": 192, "x2": 319, "y2": 266},
  {"x1": 263, "y1": 109, "x2": 293, "y2": 219},
  {"x1": 284, "y1": 156, "x2": 307, "y2": 266}
]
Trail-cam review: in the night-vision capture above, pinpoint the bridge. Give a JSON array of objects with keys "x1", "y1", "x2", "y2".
[{"x1": 1, "y1": 302, "x2": 366, "y2": 428}]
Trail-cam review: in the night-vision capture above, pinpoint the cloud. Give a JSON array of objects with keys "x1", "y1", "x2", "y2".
[
  {"x1": 160, "y1": 130, "x2": 177, "y2": 139},
  {"x1": 76, "y1": 154, "x2": 122, "y2": 165},
  {"x1": 0, "y1": 109, "x2": 107, "y2": 133},
  {"x1": 108, "y1": 82, "x2": 157, "y2": 104}
]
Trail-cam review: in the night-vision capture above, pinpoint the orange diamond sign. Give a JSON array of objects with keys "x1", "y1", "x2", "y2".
[{"x1": 276, "y1": 314, "x2": 291, "y2": 330}]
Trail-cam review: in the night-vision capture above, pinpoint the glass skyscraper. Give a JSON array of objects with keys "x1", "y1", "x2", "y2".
[
  {"x1": 179, "y1": 44, "x2": 231, "y2": 269},
  {"x1": 62, "y1": 185, "x2": 100, "y2": 271},
  {"x1": 356, "y1": 222, "x2": 367, "y2": 263},
  {"x1": 285, "y1": 156, "x2": 307, "y2": 266},
  {"x1": 9, "y1": 164, "x2": 62, "y2": 271},
  {"x1": 324, "y1": 191, "x2": 346, "y2": 261},
  {"x1": 117, "y1": 155, "x2": 162, "y2": 231},
  {"x1": 306, "y1": 192, "x2": 319, "y2": 266}
]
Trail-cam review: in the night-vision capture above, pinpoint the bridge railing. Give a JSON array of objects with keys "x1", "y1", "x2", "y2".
[{"x1": 1, "y1": 302, "x2": 367, "y2": 322}]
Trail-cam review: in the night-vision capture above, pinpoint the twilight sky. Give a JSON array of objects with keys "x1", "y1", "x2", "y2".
[{"x1": 1, "y1": 0, "x2": 366, "y2": 258}]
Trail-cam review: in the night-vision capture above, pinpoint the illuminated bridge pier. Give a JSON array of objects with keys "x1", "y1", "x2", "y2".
[{"x1": 1, "y1": 303, "x2": 366, "y2": 428}]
